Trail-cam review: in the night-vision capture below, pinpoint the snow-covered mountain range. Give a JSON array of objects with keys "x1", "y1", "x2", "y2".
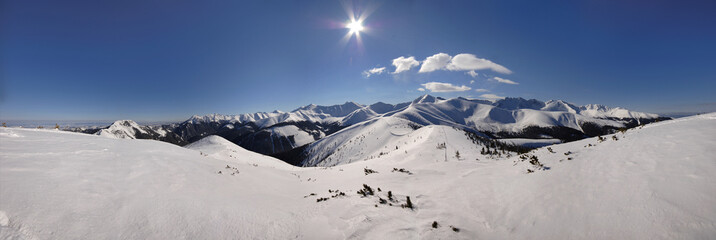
[
  {"x1": 1, "y1": 111, "x2": 713, "y2": 239},
  {"x1": 84, "y1": 95, "x2": 667, "y2": 165}
]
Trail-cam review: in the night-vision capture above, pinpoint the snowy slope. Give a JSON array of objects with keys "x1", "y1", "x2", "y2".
[
  {"x1": 185, "y1": 135, "x2": 296, "y2": 170},
  {"x1": 496, "y1": 112, "x2": 716, "y2": 239},
  {"x1": 1, "y1": 113, "x2": 715, "y2": 239},
  {"x1": 303, "y1": 117, "x2": 424, "y2": 166}
]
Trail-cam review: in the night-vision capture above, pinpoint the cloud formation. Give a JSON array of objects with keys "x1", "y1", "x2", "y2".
[
  {"x1": 418, "y1": 53, "x2": 452, "y2": 73},
  {"x1": 417, "y1": 88, "x2": 425, "y2": 92},
  {"x1": 413, "y1": 53, "x2": 510, "y2": 75},
  {"x1": 492, "y1": 76, "x2": 518, "y2": 85},
  {"x1": 362, "y1": 67, "x2": 386, "y2": 78},
  {"x1": 479, "y1": 93, "x2": 505, "y2": 100},
  {"x1": 392, "y1": 56, "x2": 420, "y2": 74},
  {"x1": 474, "y1": 88, "x2": 489, "y2": 92},
  {"x1": 420, "y1": 82, "x2": 471, "y2": 92},
  {"x1": 446, "y1": 54, "x2": 512, "y2": 74}
]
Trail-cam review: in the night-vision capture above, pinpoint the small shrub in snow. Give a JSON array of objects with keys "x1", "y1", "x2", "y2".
[
  {"x1": 597, "y1": 136, "x2": 606, "y2": 143},
  {"x1": 432, "y1": 221, "x2": 439, "y2": 228},
  {"x1": 529, "y1": 156, "x2": 543, "y2": 169},
  {"x1": 357, "y1": 184, "x2": 375, "y2": 197},
  {"x1": 612, "y1": 135, "x2": 619, "y2": 141},
  {"x1": 547, "y1": 147, "x2": 555, "y2": 153},
  {"x1": 451, "y1": 226, "x2": 460, "y2": 232},
  {"x1": 364, "y1": 167, "x2": 378, "y2": 175},
  {"x1": 402, "y1": 196, "x2": 414, "y2": 210},
  {"x1": 455, "y1": 150, "x2": 461, "y2": 159},
  {"x1": 392, "y1": 168, "x2": 413, "y2": 175}
]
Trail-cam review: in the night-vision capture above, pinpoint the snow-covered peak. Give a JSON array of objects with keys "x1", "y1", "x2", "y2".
[
  {"x1": 293, "y1": 101, "x2": 364, "y2": 118},
  {"x1": 542, "y1": 100, "x2": 580, "y2": 114},
  {"x1": 95, "y1": 119, "x2": 147, "y2": 139},
  {"x1": 580, "y1": 104, "x2": 609, "y2": 111},
  {"x1": 188, "y1": 114, "x2": 239, "y2": 124},
  {"x1": 186, "y1": 112, "x2": 282, "y2": 125},
  {"x1": 368, "y1": 102, "x2": 395, "y2": 114},
  {"x1": 412, "y1": 94, "x2": 442, "y2": 104},
  {"x1": 112, "y1": 120, "x2": 142, "y2": 128},
  {"x1": 578, "y1": 104, "x2": 659, "y2": 119}
]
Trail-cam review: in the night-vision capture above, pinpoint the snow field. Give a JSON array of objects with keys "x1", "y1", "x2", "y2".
[{"x1": 1, "y1": 113, "x2": 714, "y2": 239}]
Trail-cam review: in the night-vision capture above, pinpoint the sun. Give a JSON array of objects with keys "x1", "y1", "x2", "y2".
[{"x1": 346, "y1": 20, "x2": 364, "y2": 34}]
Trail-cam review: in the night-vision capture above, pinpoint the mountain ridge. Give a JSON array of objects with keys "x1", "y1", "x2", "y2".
[{"x1": 74, "y1": 95, "x2": 668, "y2": 165}]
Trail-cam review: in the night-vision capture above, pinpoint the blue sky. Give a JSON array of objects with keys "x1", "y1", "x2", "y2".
[{"x1": 2, "y1": 0, "x2": 715, "y2": 121}]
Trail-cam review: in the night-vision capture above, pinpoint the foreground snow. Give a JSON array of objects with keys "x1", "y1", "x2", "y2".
[{"x1": 1, "y1": 113, "x2": 715, "y2": 239}]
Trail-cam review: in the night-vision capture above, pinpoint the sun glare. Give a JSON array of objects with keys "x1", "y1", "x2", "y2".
[{"x1": 347, "y1": 20, "x2": 364, "y2": 34}]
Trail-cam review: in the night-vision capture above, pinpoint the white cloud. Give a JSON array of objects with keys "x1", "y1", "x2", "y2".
[
  {"x1": 392, "y1": 56, "x2": 420, "y2": 74},
  {"x1": 475, "y1": 88, "x2": 489, "y2": 92},
  {"x1": 420, "y1": 82, "x2": 471, "y2": 92},
  {"x1": 446, "y1": 53, "x2": 512, "y2": 74},
  {"x1": 479, "y1": 93, "x2": 505, "y2": 100},
  {"x1": 469, "y1": 80, "x2": 475, "y2": 84},
  {"x1": 418, "y1": 53, "x2": 451, "y2": 73},
  {"x1": 362, "y1": 67, "x2": 386, "y2": 78},
  {"x1": 417, "y1": 88, "x2": 425, "y2": 92},
  {"x1": 492, "y1": 76, "x2": 519, "y2": 85},
  {"x1": 466, "y1": 70, "x2": 478, "y2": 78}
]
